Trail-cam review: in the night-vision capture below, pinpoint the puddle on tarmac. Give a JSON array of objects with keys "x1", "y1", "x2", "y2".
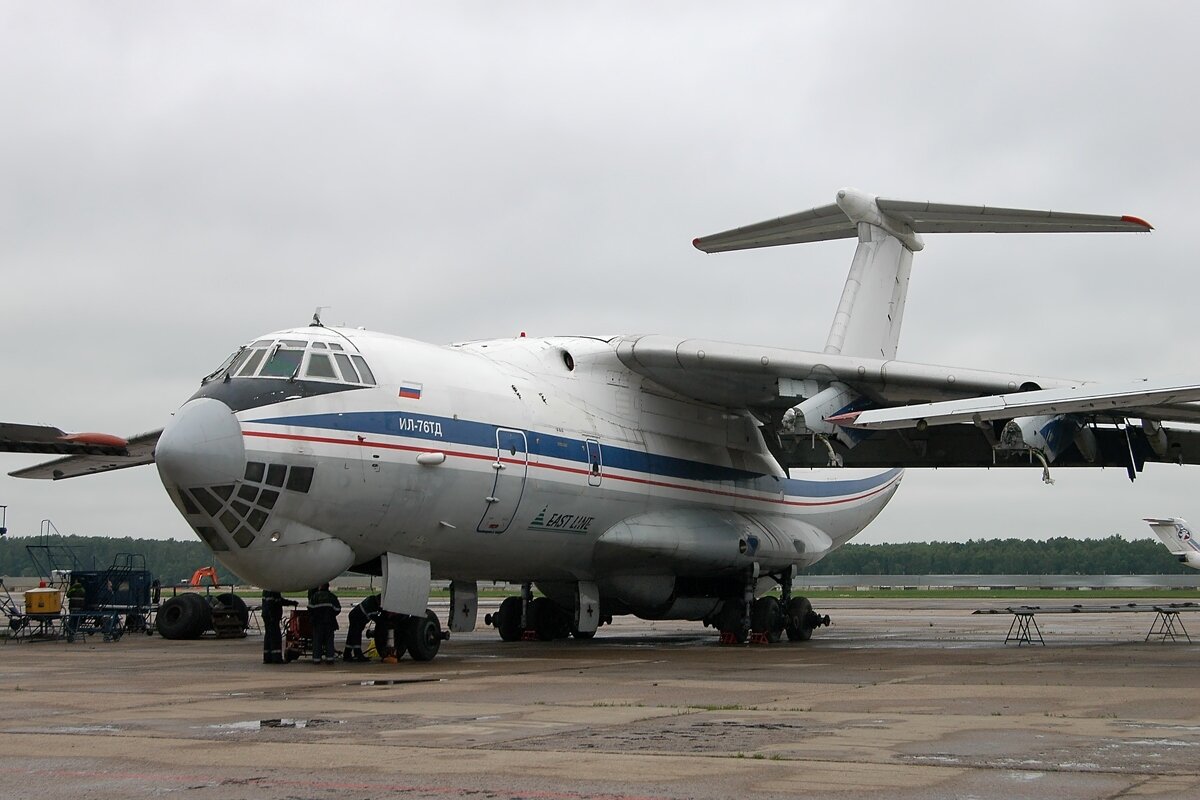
[
  {"x1": 349, "y1": 678, "x2": 444, "y2": 686},
  {"x1": 208, "y1": 718, "x2": 343, "y2": 731},
  {"x1": 39, "y1": 725, "x2": 122, "y2": 734}
]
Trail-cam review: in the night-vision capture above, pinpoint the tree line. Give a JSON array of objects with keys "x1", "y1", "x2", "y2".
[
  {"x1": 0, "y1": 534, "x2": 239, "y2": 585},
  {"x1": 806, "y1": 535, "x2": 1189, "y2": 575},
  {"x1": 0, "y1": 533, "x2": 1189, "y2": 585}
]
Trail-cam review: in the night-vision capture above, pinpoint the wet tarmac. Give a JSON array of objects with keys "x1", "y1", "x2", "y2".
[{"x1": 1, "y1": 598, "x2": 1198, "y2": 799}]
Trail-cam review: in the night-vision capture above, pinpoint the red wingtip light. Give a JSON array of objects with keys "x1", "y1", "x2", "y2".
[
  {"x1": 60, "y1": 432, "x2": 128, "y2": 448},
  {"x1": 1121, "y1": 214, "x2": 1154, "y2": 230}
]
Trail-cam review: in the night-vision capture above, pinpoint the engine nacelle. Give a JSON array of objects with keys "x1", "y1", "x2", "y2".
[
  {"x1": 789, "y1": 382, "x2": 868, "y2": 449},
  {"x1": 997, "y1": 413, "x2": 1082, "y2": 463}
]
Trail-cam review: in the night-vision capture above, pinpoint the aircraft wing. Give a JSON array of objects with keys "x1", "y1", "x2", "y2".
[
  {"x1": 613, "y1": 335, "x2": 1200, "y2": 472},
  {"x1": 828, "y1": 379, "x2": 1200, "y2": 430},
  {"x1": 6, "y1": 427, "x2": 161, "y2": 480}
]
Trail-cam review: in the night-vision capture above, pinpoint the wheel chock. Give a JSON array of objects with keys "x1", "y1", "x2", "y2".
[
  {"x1": 521, "y1": 629, "x2": 538, "y2": 641},
  {"x1": 718, "y1": 631, "x2": 741, "y2": 645},
  {"x1": 748, "y1": 632, "x2": 769, "y2": 645}
]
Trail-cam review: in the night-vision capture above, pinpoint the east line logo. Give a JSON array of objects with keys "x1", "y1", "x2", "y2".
[{"x1": 528, "y1": 506, "x2": 595, "y2": 533}]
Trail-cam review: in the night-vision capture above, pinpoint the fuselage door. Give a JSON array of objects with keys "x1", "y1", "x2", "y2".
[
  {"x1": 476, "y1": 428, "x2": 529, "y2": 534},
  {"x1": 586, "y1": 438, "x2": 603, "y2": 487}
]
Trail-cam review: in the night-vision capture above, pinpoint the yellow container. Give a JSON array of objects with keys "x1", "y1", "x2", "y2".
[{"x1": 25, "y1": 588, "x2": 63, "y2": 615}]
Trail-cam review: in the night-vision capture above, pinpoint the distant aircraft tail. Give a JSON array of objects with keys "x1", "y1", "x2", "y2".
[
  {"x1": 1145, "y1": 517, "x2": 1200, "y2": 569},
  {"x1": 693, "y1": 188, "x2": 1151, "y2": 361}
]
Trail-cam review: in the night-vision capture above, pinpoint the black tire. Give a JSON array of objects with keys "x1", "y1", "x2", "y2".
[
  {"x1": 213, "y1": 593, "x2": 250, "y2": 629},
  {"x1": 785, "y1": 597, "x2": 814, "y2": 642},
  {"x1": 751, "y1": 596, "x2": 784, "y2": 643},
  {"x1": 156, "y1": 593, "x2": 211, "y2": 639},
  {"x1": 403, "y1": 612, "x2": 442, "y2": 661},
  {"x1": 531, "y1": 597, "x2": 572, "y2": 640},
  {"x1": 496, "y1": 596, "x2": 523, "y2": 642},
  {"x1": 714, "y1": 600, "x2": 749, "y2": 643},
  {"x1": 184, "y1": 592, "x2": 214, "y2": 635}
]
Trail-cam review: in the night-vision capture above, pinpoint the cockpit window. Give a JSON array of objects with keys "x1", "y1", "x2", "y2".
[
  {"x1": 305, "y1": 353, "x2": 337, "y2": 379},
  {"x1": 216, "y1": 336, "x2": 377, "y2": 385},
  {"x1": 334, "y1": 353, "x2": 359, "y2": 382},
  {"x1": 236, "y1": 349, "x2": 266, "y2": 376},
  {"x1": 259, "y1": 346, "x2": 304, "y2": 377},
  {"x1": 351, "y1": 355, "x2": 376, "y2": 385},
  {"x1": 225, "y1": 348, "x2": 254, "y2": 376}
]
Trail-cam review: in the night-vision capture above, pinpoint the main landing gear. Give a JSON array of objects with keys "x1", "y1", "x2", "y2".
[
  {"x1": 484, "y1": 584, "x2": 611, "y2": 642},
  {"x1": 710, "y1": 568, "x2": 830, "y2": 644}
]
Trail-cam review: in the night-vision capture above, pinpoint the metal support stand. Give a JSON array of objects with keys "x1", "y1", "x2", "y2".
[
  {"x1": 1005, "y1": 611, "x2": 1045, "y2": 645},
  {"x1": 1146, "y1": 609, "x2": 1191, "y2": 642}
]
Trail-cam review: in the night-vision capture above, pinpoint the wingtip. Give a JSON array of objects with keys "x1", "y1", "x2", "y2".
[{"x1": 1121, "y1": 214, "x2": 1154, "y2": 231}]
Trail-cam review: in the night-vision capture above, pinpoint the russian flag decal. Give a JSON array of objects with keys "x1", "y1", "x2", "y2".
[{"x1": 398, "y1": 382, "x2": 422, "y2": 400}]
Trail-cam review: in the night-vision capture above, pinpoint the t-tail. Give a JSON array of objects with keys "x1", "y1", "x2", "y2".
[
  {"x1": 694, "y1": 187, "x2": 1152, "y2": 361},
  {"x1": 1145, "y1": 517, "x2": 1200, "y2": 569}
]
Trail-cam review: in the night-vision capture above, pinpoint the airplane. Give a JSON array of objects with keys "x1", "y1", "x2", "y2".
[
  {"x1": 9, "y1": 186, "x2": 1200, "y2": 661},
  {"x1": 1145, "y1": 517, "x2": 1200, "y2": 569}
]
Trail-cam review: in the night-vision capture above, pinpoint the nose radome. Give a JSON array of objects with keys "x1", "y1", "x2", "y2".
[{"x1": 156, "y1": 398, "x2": 245, "y2": 488}]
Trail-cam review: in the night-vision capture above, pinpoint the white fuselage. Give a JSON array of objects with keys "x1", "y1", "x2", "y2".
[{"x1": 155, "y1": 327, "x2": 902, "y2": 600}]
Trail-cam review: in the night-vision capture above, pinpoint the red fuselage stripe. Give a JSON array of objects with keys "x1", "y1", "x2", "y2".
[{"x1": 242, "y1": 429, "x2": 901, "y2": 509}]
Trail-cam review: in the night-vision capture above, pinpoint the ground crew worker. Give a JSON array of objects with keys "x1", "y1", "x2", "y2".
[
  {"x1": 307, "y1": 583, "x2": 341, "y2": 664},
  {"x1": 375, "y1": 610, "x2": 405, "y2": 663},
  {"x1": 66, "y1": 579, "x2": 86, "y2": 638},
  {"x1": 343, "y1": 593, "x2": 382, "y2": 662},
  {"x1": 261, "y1": 590, "x2": 297, "y2": 664}
]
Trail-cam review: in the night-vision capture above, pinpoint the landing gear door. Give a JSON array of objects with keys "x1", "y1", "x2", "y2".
[
  {"x1": 476, "y1": 428, "x2": 529, "y2": 534},
  {"x1": 586, "y1": 439, "x2": 603, "y2": 487}
]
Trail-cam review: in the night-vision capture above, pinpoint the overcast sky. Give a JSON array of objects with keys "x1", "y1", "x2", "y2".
[{"x1": 2, "y1": 3, "x2": 1199, "y2": 547}]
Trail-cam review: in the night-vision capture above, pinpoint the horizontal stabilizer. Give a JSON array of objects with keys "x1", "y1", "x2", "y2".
[
  {"x1": 829, "y1": 379, "x2": 1200, "y2": 431},
  {"x1": 694, "y1": 187, "x2": 1152, "y2": 253}
]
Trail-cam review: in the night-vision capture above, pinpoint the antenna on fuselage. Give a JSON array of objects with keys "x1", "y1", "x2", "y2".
[{"x1": 311, "y1": 306, "x2": 330, "y2": 327}]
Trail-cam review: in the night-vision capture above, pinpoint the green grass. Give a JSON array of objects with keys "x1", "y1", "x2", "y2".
[{"x1": 202, "y1": 587, "x2": 1199, "y2": 602}]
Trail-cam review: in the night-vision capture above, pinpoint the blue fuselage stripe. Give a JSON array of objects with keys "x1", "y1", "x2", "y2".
[{"x1": 248, "y1": 411, "x2": 900, "y2": 498}]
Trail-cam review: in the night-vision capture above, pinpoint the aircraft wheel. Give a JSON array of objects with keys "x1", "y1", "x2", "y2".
[
  {"x1": 214, "y1": 592, "x2": 250, "y2": 629},
  {"x1": 785, "y1": 597, "x2": 814, "y2": 642},
  {"x1": 495, "y1": 596, "x2": 523, "y2": 641},
  {"x1": 403, "y1": 612, "x2": 442, "y2": 662},
  {"x1": 714, "y1": 600, "x2": 749, "y2": 643},
  {"x1": 156, "y1": 593, "x2": 210, "y2": 639},
  {"x1": 530, "y1": 597, "x2": 570, "y2": 640},
  {"x1": 751, "y1": 596, "x2": 784, "y2": 643}
]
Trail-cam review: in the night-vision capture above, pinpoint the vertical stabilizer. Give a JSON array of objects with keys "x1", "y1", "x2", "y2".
[
  {"x1": 824, "y1": 189, "x2": 920, "y2": 359},
  {"x1": 1145, "y1": 517, "x2": 1200, "y2": 568}
]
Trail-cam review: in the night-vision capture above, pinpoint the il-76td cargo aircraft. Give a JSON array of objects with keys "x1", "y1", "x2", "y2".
[{"x1": 9, "y1": 188, "x2": 1200, "y2": 660}]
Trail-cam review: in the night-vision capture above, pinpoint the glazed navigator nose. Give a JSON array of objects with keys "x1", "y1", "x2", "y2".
[{"x1": 155, "y1": 398, "x2": 245, "y2": 489}]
